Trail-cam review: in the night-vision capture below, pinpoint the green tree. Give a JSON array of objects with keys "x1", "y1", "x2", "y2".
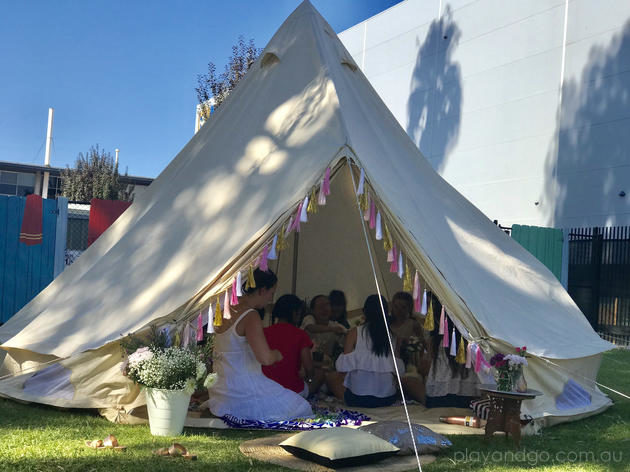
[
  {"x1": 196, "y1": 36, "x2": 261, "y2": 118},
  {"x1": 61, "y1": 145, "x2": 133, "y2": 201}
]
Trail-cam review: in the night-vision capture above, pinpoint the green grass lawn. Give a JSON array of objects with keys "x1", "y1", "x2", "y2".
[{"x1": 0, "y1": 349, "x2": 628, "y2": 471}]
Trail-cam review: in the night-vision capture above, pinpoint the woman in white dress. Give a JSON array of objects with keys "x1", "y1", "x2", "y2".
[{"x1": 208, "y1": 269, "x2": 313, "y2": 421}]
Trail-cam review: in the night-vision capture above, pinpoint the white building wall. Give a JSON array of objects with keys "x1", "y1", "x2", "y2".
[{"x1": 339, "y1": 0, "x2": 630, "y2": 228}]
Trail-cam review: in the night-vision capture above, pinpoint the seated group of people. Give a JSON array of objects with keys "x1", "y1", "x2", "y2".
[{"x1": 207, "y1": 268, "x2": 479, "y2": 422}]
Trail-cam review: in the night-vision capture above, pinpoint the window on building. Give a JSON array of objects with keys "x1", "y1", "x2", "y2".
[
  {"x1": 47, "y1": 175, "x2": 63, "y2": 199},
  {"x1": 0, "y1": 171, "x2": 36, "y2": 196}
]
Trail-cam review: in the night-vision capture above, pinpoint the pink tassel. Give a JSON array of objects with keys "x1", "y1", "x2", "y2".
[
  {"x1": 236, "y1": 272, "x2": 243, "y2": 297},
  {"x1": 465, "y1": 342, "x2": 472, "y2": 368},
  {"x1": 450, "y1": 329, "x2": 457, "y2": 356},
  {"x1": 443, "y1": 308, "x2": 449, "y2": 335},
  {"x1": 414, "y1": 294, "x2": 421, "y2": 313},
  {"x1": 224, "y1": 291, "x2": 231, "y2": 320},
  {"x1": 318, "y1": 180, "x2": 327, "y2": 205},
  {"x1": 438, "y1": 305, "x2": 445, "y2": 335},
  {"x1": 442, "y1": 321, "x2": 450, "y2": 348},
  {"x1": 412, "y1": 272, "x2": 420, "y2": 299},
  {"x1": 260, "y1": 245, "x2": 269, "y2": 271},
  {"x1": 369, "y1": 198, "x2": 376, "y2": 229},
  {"x1": 231, "y1": 278, "x2": 239, "y2": 305},
  {"x1": 474, "y1": 345, "x2": 482, "y2": 373},
  {"x1": 421, "y1": 290, "x2": 427, "y2": 315},
  {"x1": 390, "y1": 245, "x2": 398, "y2": 273},
  {"x1": 397, "y1": 251, "x2": 403, "y2": 278},
  {"x1": 196, "y1": 313, "x2": 204, "y2": 341},
  {"x1": 323, "y1": 167, "x2": 331, "y2": 196}
]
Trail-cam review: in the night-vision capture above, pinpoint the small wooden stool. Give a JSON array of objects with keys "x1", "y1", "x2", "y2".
[{"x1": 480, "y1": 387, "x2": 542, "y2": 448}]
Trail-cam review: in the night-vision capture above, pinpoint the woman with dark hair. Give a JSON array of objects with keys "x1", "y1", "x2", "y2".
[
  {"x1": 327, "y1": 295, "x2": 404, "y2": 408},
  {"x1": 329, "y1": 290, "x2": 350, "y2": 329},
  {"x1": 207, "y1": 269, "x2": 313, "y2": 421},
  {"x1": 262, "y1": 295, "x2": 324, "y2": 397}
]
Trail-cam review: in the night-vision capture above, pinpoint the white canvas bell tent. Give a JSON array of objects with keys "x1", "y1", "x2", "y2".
[{"x1": 0, "y1": 1, "x2": 613, "y2": 425}]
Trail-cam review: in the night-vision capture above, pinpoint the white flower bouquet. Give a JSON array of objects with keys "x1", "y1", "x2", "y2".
[{"x1": 124, "y1": 346, "x2": 207, "y2": 394}]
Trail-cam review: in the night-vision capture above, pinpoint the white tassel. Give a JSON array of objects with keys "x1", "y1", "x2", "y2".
[
  {"x1": 357, "y1": 168, "x2": 365, "y2": 195},
  {"x1": 439, "y1": 305, "x2": 445, "y2": 335},
  {"x1": 397, "y1": 252, "x2": 403, "y2": 278},
  {"x1": 206, "y1": 306, "x2": 214, "y2": 334},
  {"x1": 236, "y1": 272, "x2": 243, "y2": 297},
  {"x1": 450, "y1": 329, "x2": 457, "y2": 356},
  {"x1": 375, "y1": 212, "x2": 382, "y2": 240},
  {"x1": 300, "y1": 196, "x2": 309, "y2": 222},
  {"x1": 268, "y1": 234, "x2": 278, "y2": 260},
  {"x1": 421, "y1": 290, "x2": 428, "y2": 315}
]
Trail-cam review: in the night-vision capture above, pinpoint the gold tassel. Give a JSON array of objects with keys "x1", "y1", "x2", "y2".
[
  {"x1": 360, "y1": 190, "x2": 369, "y2": 212},
  {"x1": 403, "y1": 263, "x2": 413, "y2": 292},
  {"x1": 174, "y1": 329, "x2": 181, "y2": 346},
  {"x1": 276, "y1": 225, "x2": 288, "y2": 251},
  {"x1": 246, "y1": 265, "x2": 256, "y2": 289},
  {"x1": 456, "y1": 337, "x2": 466, "y2": 364},
  {"x1": 384, "y1": 224, "x2": 393, "y2": 251},
  {"x1": 307, "y1": 188, "x2": 318, "y2": 214},
  {"x1": 213, "y1": 298, "x2": 223, "y2": 327},
  {"x1": 424, "y1": 298, "x2": 435, "y2": 331}
]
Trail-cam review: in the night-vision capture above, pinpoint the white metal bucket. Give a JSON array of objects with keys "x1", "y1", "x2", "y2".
[{"x1": 145, "y1": 388, "x2": 191, "y2": 436}]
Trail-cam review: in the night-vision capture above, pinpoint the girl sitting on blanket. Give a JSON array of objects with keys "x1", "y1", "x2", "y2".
[
  {"x1": 262, "y1": 294, "x2": 324, "y2": 398},
  {"x1": 327, "y1": 295, "x2": 404, "y2": 408}
]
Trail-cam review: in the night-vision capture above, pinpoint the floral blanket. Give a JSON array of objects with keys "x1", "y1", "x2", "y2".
[{"x1": 221, "y1": 406, "x2": 370, "y2": 430}]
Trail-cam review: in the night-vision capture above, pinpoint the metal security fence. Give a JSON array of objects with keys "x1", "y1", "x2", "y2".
[
  {"x1": 65, "y1": 202, "x2": 90, "y2": 266},
  {"x1": 568, "y1": 226, "x2": 630, "y2": 346}
]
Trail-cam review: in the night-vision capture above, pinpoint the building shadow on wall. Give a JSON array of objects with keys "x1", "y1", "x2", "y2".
[
  {"x1": 543, "y1": 21, "x2": 630, "y2": 228},
  {"x1": 406, "y1": 7, "x2": 462, "y2": 172}
]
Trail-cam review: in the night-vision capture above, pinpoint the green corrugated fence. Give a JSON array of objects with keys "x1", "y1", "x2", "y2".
[{"x1": 511, "y1": 224, "x2": 563, "y2": 281}]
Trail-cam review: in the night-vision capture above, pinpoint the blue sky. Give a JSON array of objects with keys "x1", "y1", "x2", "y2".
[{"x1": 0, "y1": 0, "x2": 402, "y2": 178}]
